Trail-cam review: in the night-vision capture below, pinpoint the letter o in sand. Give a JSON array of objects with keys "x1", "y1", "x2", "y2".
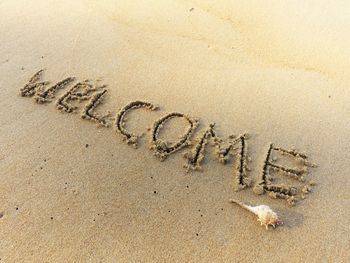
[{"x1": 150, "y1": 112, "x2": 199, "y2": 161}]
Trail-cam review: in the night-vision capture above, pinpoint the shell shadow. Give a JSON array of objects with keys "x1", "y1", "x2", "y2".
[{"x1": 279, "y1": 207, "x2": 304, "y2": 228}]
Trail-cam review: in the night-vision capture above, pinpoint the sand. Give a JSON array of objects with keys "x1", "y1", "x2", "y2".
[{"x1": 0, "y1": 0, "x2": 349, "y2": 262}]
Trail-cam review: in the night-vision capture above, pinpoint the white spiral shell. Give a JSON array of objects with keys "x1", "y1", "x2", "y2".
[{"x1": 230, "y1": 199, "x2": 283, "y2": 229}]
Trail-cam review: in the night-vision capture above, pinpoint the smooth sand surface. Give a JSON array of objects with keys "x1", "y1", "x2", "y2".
[{"x1": 0, "y1": 0, "x2": 349, "y2": 262}]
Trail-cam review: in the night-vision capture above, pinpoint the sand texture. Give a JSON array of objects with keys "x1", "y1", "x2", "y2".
[{"x1": 0, "y1": 0, "x2": 349, "y2": 262}]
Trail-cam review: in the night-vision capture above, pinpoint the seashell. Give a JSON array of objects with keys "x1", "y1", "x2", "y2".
[{"x1": 229, "y1": 199, "x2": 283, "y2": 229}]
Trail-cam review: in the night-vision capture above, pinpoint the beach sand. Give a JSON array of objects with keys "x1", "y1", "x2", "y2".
[{"x1": 0, "y1": 0, "x2": 349, "y2": 262}]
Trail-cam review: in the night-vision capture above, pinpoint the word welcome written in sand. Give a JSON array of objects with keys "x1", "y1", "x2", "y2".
[{"x1": 19, "y1": 70, "x2": 316, "y2": 206}]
